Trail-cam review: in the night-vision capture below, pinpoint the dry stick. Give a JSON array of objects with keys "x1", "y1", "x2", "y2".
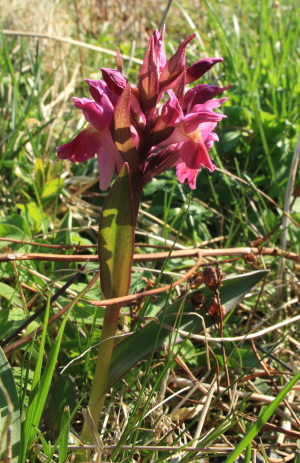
[
  {"x1": 1, "y1": 247, "x2": 299, "y2": 265},
  {"x1": 159, "y1": 0, "x2": 174, "y2": 30},
  {"x1": 0, "y1": 237, "x2": 95, "y2": 250},
  {"x1": 35, "y1": 444, "x2": 240, "y2": 452},
  {"x1": 176, "y1": 309, "x2": 300, "y2": 343},
  {"x1": 192, "y1": 375, "x2": 217, "y2": 446},
  {"x1": 1, "y1": 248, "x2": 299, "y2": 310},
  {"x1": 277, "y1": 390, "x2": 296, "y2": 446},
  {"x1": 216, "y1": 286, "x2": 247, "y2": 436},
  {"x1": 247, "y1": 269, "x2": 269, "y2": 332},
  {"x1": 35, "y1": 443, "x2": 300, "y2": 452},
  {"x1": 2, "y1": 30, "x2": 143, "y2": 64}
]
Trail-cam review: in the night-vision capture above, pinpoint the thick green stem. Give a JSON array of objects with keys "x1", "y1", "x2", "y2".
[{"x1": 77, "y1": 304, "x2": 121, "y2": 460}]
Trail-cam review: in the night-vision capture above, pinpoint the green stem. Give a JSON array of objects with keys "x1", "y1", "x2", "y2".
[{"x1": 77, "y1": 304, "x2": 121, "y2": 460}]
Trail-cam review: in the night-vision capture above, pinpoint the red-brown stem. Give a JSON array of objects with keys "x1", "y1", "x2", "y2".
[{"x1": 1, "y1": 247, "x2": 299, "y2": 264}]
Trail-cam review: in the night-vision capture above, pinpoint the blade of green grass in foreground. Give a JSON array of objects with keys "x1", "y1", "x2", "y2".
[
  {"x1": 0, "y1": 347, "x2": 21, "y2": 463},
  {"x1": 19, "y1": 283, "x2": 94, "y2": 462},
  {"x1": 58, "y1": 406, "x2": 70, "y2": 463},
  {"x1": 19, "y1": 298, "x2": 51, "y2": 461},
  {"x1": 225, "y1": 370, "x2": 300, "y2": 463}
]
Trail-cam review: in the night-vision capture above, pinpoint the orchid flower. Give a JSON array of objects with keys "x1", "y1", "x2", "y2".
[{"x1": 57, "y1": 27, "x2": 230, "y2": 191}]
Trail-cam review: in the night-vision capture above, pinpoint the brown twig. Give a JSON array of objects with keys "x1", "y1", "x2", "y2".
[
  {"x1": 0, "y1": 246, "x2": 299, "y2": 264},
  {"x1": 0, "y1": 237, "x2": 170, "y2": 251},
  {"x1": 2, "y1": 29, "x2": 143, "y2": 64}
]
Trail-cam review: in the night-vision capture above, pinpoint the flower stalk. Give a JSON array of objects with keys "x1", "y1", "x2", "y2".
[{"x1": 80, "y1": 303, "x2": 121, "y2": 445}]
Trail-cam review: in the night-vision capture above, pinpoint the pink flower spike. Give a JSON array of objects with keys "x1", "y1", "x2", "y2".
[
  {"x1": 176, "y1": 162, "x2": 199, "y2": 190},
  {"x1": 186, "y1": 58, "x2": 224, "y2": 84},
  {"x1": 57, "y1": 28, "x2": 230, "y2": 192}
]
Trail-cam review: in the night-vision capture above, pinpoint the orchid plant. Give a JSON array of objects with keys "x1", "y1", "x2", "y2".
[{"x1": 57, "y1": 27, "x2": 230, "y2": 457}]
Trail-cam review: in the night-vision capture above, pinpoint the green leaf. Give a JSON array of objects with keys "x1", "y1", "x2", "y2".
[
  {"x1": 224, "y1": 369, "x2": 300, "y2": 463},
  {"x1": 0, "y1": 282, "x2": 22, "y2": 307},
  {"x1": 0, "y1": 347, "x2": 21, "y2": 462},
  {"x1": 17, "y1": 202, "x2": 49, "y2": 233},
  {"x1": 99, "y1": 163, "x2": 134, "y2": 299},
  {"x1": 0, "y1": 223, "x2": 29, "y2": 248},
  {"x1": 107, "y1": 270, "x2": 269, "y2": 390},
  {"x1": 34, "y1": 158, "x2": 45, "y2": 193},
  {"x1": 41, "y1": 178, "x2": 62, "y2": 200},
  {"x1": 40, "y1": 376, "x2": 78, "y2": 442}
]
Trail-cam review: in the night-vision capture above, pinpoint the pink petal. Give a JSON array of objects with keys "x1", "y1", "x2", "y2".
[
  {"x1": 101, "y1": 68, "x2": 127, "y2": 96},
  {"x1": 192, "y1": 97, "x2": 228, "y2": 112},
  {"x1": 159, "y1": 34, "x2": 195, "y2": 92},
  {"x1": 73, "y1": 98, "x2": 123, "y2": 168},
  {"x1": 73, "y1": 97, "x2": 109, "y2": 131},
  {"x1": 97, "y1": 150, "x2": 118, "y2": 191},
  {"x1": 85, "y1": 79, "x2": 117, "y2": 105},
  {"x1": 153, "y1": 26, "x2": 166, "y2": 71},
  {"x1": 56, "y1": 128, "x2": 103, "y2": 162},
  {"x1": 179, "y1": 139, "x2": 216, "y2": 172},
  {"x1": 205, "y1": 132, "x2": 219, "y2": 151},
  {"x1": 199, "y1": 122, "x2": 218, "y2": 141},
  {"x1": 176, "y1": 162, "x2": 199, "y2": 189},
  {"x1": 186, "y1": 58, "x2": 224, "y2": 84},
  {"x1": 183, "y1": 84, "x2": 232, "y2": 111}
]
